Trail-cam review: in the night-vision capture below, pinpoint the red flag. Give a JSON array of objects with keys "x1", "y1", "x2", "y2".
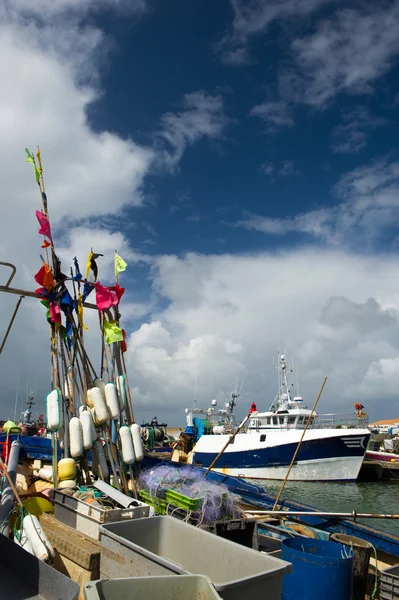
[
  {"x1": 109, "y1": 283, "x2": 125, "y2": 301},
  {"x1": 41, "y1": 239, "x2": 51, "y2": 248},
  {"x1": 95, "y1": 282, "x2": 118, "y2": 312},
  {"x1": 34, "y1": 264, "x2": 55, "y2": 290},
  {"x1": 121, "y1": 329, "x2": 127, "y2": 353},
  {"x1": 36, "y1": 210, "x2": 52, "y2": 241}
]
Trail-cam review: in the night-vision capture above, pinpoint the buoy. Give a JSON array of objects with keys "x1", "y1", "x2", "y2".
[
  {"x1": 94, "y1": 377, "x2": 106, "y2": 399},
  {"x1": 89, "y1": 387, "x2": 108, "y2": 424},
  {"x1": 69, "y1": 417, "x2": 83, "y2": 458},
  {"x1": 35, "y1": 468, "x2": 53, "y2": 482},
  {"x1": 86, "y1": 388, "x2": 94, "y2": 408},
  {"x1": 23, "y1": 514, "x2": 54, "y2": 562},
  {"x1": 93, "y1": 440, "x2": 109, "y2": 479},
  {"x1": 105, "y1": 383, "x2": 120, "y2": 419},
  {"x1": 14, "y1": 529, "x2": 34, "y2": 555},
  {"x1": 120, "y1": 425, "x2": 135, "y2": 464},
  {"x1": 58, "y1": 458, "x2": 77, "y2": 481},
  {"x1": 80, "y1": 408, "x2": 96, "y2": 450},
  {"x1": 131, "y1": 423, "x2": 144, "y2": 461},
  {"x1": 46, "y1": 389, "x2": 61, "y2": 431},
  {"x1": 58, "y1": 479, "x2": 77, "y2": 489},
  {"x1": 116, "y1": 374, "x2": 127, "y2": 410}
]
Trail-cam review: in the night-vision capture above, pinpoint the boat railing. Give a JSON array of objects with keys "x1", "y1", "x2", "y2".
[{"x1": 313, "y1": 413, "x2": 369, "y2": 429}]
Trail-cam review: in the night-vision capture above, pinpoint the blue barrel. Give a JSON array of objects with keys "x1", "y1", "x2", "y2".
[{"x1": 281, "y1": 536, "x2": 353, "y2": 600}]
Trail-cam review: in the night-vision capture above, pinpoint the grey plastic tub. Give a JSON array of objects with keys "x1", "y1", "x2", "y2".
[
  {"x1": 0, "y1": 531, "x2": 79, "y2": 600},
  {"x1": 381, "y1": 565, "x2": 399, "y2": 600},
  {"x1": 84, "y1": 575, "x2": 222, "y2": 599},
  {"x1": 100, "y1": 516, "x2": 291, "y2": 600}
]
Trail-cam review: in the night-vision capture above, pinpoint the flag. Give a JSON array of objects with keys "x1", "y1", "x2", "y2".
[
  {"x1": 49, "y1": 301, "x2": 61, "y2": 324},
  {"x1": 103, "y1": 319, "x2": 124, "y2": 344},
  {"x1": 121, "y1": 329, "x2": 127, "y2": 353},
  {"x1": 85, "y1": 251, "x2": 103, "y2": 281},
  {"x1": 25, "y1": 148, "x2": 41, "y2": 184},
  {"x1": 41, "y1": 240, "x2": 51, "y2": 248},
  {"x1": 77, "y1": 294, "x2": 88, "y2": 331},
  {"x1": 34, "y1": 264, "x2": 54, "y2": 290},
  {"x1": 35, "y1": 210, "x2": 52, "y2": 241},
  {"x1": 114, "y1": 253, "x2": 127, "y2": 277},
  {"x1": 95, "y1": 282, "x2": 118, "y2": 312}
]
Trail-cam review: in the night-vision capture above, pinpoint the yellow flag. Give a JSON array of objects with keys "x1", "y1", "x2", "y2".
[
  {"x1": 114, "y1": 253, "x2": 127, "y2": 277},
  {"x1": 25, "y1": 148, "x2": 41, "y2": 184},
  {"x1": 77, "y1": 295, "x2": 88, "y2": 331},
  {"x1": 36, "y1": 147, "x2": 43, "y2": 173},
  {"x1": 85, "y1": 251, "x2": 93, "y2": 279},
  {"x1": 103, "y1": 319, "x2": 123, "y2": 344}
]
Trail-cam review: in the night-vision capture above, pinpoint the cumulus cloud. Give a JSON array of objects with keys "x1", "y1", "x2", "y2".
[
  {"x1": 236, "y1": 158, "x2": 399, "y2": 246},
  {"x1": 157, "y1": 92, "x2": 230, "y2": 171},
  {"x1": 122, "y1": 250, "x2": 399, "y2": 424},
  {"x1": 217, "y1": 0, "x2": 337, "y2": 65}
]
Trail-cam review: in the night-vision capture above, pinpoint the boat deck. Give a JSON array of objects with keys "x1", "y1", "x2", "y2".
[{"x1": 359, "y1": 460, "x2": 399, "y2": 481}]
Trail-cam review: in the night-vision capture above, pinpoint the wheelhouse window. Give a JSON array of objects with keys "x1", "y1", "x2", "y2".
[
  {"x1": 266, "y1": 417, "x2": 271, "y2": 425},
  {"x1": 272, "y1": 417, "x2": 278, "y2": 426},
  {"x1": 288, "y1": 416, "x2": 296, "y2": 425}
]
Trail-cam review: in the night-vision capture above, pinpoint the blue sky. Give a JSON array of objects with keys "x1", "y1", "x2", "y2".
[{"x1": 1, "y1": 0, "x2": 399, "y2": 424}]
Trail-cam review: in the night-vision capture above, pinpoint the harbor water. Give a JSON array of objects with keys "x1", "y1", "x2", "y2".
[{"x1": 255, "y1": 480, "x2": 399, "y2": 536}]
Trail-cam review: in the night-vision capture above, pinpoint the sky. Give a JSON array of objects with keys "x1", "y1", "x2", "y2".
[{"x1": 1, "y1": 0, "x2": 399, "y2": 426}]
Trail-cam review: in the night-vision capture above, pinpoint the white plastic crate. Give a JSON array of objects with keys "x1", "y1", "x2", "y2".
[{"x1": 54, "y1": 489, "x2": 150, "y2": 540}]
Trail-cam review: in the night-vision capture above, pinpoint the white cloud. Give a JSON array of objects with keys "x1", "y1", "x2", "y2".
[
  {"x1": 236, "y1": 158, "x2": 399, "y2": 245},
  {"x1": 122, "y1": 249, "x2": 399, "y2": 423},
  {"x1": 331, "y1": 107, "x2": 387, "y2": 154},
  {"x1": 217, "y1": 0, "x2": 337, "y2": 66},
  {"x1": 259, "y1": 160, "x2": 298, "y2": 179},
  {"x1": 250, "y1": 100, "x2": 294, "y2": 133},
  {"x1": 282, "y1": 2, "x2": 399, "y2": 107},
  {"x1": 158, "y1": 92, "x2": 230, "y2": 171}
]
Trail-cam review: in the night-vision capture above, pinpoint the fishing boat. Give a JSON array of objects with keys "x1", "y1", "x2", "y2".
[{"x1": 175, "y1": 354, "x2": 371, "y2": 481}]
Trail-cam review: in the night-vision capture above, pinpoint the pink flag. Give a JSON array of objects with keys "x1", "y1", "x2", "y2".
[
  {"x1": 49, "y1": 302, "x2": 61, "y2": 323},
  {"x1": 95, "y1": 282, "x2": 118, "y2": 312},
  {"x1": 36, "y1": 210, "x2": 52, "y2": 241}
]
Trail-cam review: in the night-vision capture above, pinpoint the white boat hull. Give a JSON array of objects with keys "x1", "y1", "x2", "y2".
[{"x1": 191, "y1": 428, "x2": 370, "y2": 482}]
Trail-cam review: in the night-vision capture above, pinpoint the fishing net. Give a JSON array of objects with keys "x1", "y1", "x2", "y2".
[{"x1": 138, "y1": 464, "x2": 242, "y2": 525}]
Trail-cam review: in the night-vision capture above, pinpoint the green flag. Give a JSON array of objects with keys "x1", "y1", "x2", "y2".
[
  {"x1": 114, "y1": 253, "x2": 127, "y2": 277},
  {"x1": 25, "y1": 148, "x2": 41, "y2": 184},
  {"x1": 103, "y1": 319, "x2": 124, "y2": 344}
]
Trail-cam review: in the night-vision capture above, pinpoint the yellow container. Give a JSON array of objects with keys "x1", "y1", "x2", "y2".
[{"x1": 58, "y1": 458, "x2": 76, "y2": 481}]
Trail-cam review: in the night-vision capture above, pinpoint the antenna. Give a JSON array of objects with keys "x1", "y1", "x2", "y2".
[{"x1": 193, "y1": 353, "x2": 199, "y2": 407}]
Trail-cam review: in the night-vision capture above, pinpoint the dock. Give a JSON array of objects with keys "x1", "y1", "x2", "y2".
[{"x1": 359, "y1": 459, "x2": 399, "y2": 481}]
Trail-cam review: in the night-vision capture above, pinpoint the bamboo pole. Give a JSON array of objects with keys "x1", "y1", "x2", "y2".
[
  {"x1": 243, "y1": 509, "x2": 399, "y2": 520},
  {"x1": 204, "y1": 413, "x2": 251, "y2": 477},
  {"x1": 273, "y1": 377, "x2": 328, "y2": 510},
  {"x1": 0, "y1": 295, "x2": 25, "y2": 355}
]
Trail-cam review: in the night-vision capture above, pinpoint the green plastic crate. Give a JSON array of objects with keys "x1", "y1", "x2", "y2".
[
  {"x1": 139, "y1": 490, "x2": 167, "y2": 515},
  {"x1": 164, "y1": 490, "x2": 203, "y2": 511}
]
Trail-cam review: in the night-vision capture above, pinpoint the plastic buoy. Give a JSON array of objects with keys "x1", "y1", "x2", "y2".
[
  {"x1": 116, "y1": 374, "x2": 127, "y2": 410},
  {"x1": 86, "y1": 389, "x2": 94, "y2": 408},
  {"x1": 58, "y1": 479, "x2": 77, "y2": 489},
  {"x1": 35, "y1": 468, "x2": 53, "y2": 482},
  {"x1": 46, "y1": 389, "x2": 61, "y2": 431},
  {"x1": 80, "y1": 408, "x2": 96, "y2": 450},
  {"x1": 93, "y1": 440, "x2": 109, "y2": 479},
  {"x1": 131, "y1": 423, "x2": 144, "y2": 461},
  {"x1": 120, "y1": 425, "x2": 135, "y2": 465},
  {"x1": 105, "y1": 383, "x2": 120, "y2": 419},
  {"x1": 14, "y1": 529, "x2": 34, "y2": 555},
  {"x1": 69, "y1": 417, "x2": 83, "y2": 458},
  {"x1": 94, "y1": 377, "x2": 106, "y2": 399},
  {"x1": 58, "y1": 458, "x2": 77, "y2": 481},
  {"x1": 23, "y1": 514, "x2": 54, "y2": 562},
  {"x1": 90, "y1": 387, "x2": 108, "y2": 424}
]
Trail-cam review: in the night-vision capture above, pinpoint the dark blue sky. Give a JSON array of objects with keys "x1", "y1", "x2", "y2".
[{"x1": 84, "y1": 0, "x2": 399, "y2": 259}]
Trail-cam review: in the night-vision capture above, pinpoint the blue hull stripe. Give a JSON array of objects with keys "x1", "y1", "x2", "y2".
[{"x1": 194, "y1": 434, "x2": 370, "y2": 469}]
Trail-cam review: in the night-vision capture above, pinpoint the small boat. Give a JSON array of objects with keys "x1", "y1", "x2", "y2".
[{"x1": 177, "y1": 354, "x2": 371, "y2": 481}]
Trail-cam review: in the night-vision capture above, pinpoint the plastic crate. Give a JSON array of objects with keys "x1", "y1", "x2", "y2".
[
  {"x1": 164, "y1": 489, "x2": 203, "y2": 510},
  {"x1": 54, "y1": 489, "x2": 150, "y2": 540},
  {"x1": 381, "y1": 565, "x2": 399, "y2": 599},
  {"x1": 100, "y1": 515, "x2": 291, "y2": 600},
  {"x1": 84, "y1": 575, "x2": 222, "y2": 600},
  {"x1": 139, "y1": 490, "x2": 167, "y2": 514}
]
